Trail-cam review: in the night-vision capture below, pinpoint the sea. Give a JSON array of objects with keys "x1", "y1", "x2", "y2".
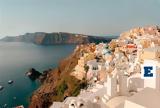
[{"x1": 0, "y1": 42, "x2": 76, "y2": 108}]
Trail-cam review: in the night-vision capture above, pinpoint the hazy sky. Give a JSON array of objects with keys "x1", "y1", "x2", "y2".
[{"x1": 0, "y1": 0, "x2": 160, "y2": 38}]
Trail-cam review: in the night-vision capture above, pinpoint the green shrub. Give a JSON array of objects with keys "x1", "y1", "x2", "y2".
[{"x1": 57, "y1": 81, "x2": 68, "y2": 95}]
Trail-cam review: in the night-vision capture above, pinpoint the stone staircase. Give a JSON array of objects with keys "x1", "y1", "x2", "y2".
[{"x1": 101, "y1": 94, "x2": 110, "y2": 104}]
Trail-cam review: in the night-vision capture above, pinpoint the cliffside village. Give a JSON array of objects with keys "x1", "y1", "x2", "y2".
[{"x1": 49, "y1": 26, "x2": 160, "y2": 108}]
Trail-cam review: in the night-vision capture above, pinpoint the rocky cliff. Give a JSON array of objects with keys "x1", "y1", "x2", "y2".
[
  {"x1": 29, "y1": 44, "x2": 96, "y2": 108},
  {"x1": 0, "y1": 32, "x2": 115, "y2": 45}
]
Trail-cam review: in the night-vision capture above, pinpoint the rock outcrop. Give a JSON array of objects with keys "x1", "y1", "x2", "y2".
[{"x1": 26, "y1": 68, "x2": 42, "y2": 81}]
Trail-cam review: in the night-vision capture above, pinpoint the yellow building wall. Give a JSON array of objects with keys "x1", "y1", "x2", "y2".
[{"x1": 141, "y1": 51, "x2": 156, "y2": 60}]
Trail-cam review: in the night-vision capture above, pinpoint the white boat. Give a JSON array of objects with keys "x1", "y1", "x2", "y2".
[
  {"x1": 8, "y1": 80, "x2": 14, "y2": 84},
  {"x1": 15, "y1": 105, "x2": 24, "y2": 108},
  {"x1": 0, "y1": 85, "x2": 4, "y2": 91}
]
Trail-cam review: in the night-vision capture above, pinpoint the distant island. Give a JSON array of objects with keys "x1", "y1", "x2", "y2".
[{"x1": 0, "y1": 32, "x2": 118, "y2": 45}]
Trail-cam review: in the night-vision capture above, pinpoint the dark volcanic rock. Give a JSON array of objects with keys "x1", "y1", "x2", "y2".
[
  {"x1": 39, "y1": 69, "x2": 52, "y2": 83},
  {"x1": 26, "y1": 68, "x2": 42, "y2": 81}
]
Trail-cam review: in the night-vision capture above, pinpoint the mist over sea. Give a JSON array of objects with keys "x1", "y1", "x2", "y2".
[{"x1": 0, "y1": 42, "x2": 75, "y2": 107}]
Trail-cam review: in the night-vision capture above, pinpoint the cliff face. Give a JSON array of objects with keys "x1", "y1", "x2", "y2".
[
  {"x1": 29, "y1": 44, "x2": 96, "y2": 108},
  {"x1": 0, "y1": 32, "x2": 114, "y2": 45},
  {"x1": 29, "y1": 26, "x2": 160, "y2": 108}
]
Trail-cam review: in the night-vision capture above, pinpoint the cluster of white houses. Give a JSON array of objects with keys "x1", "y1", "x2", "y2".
[{"x1": 50, "y1": 26, "x2": 160, "y2": 108}]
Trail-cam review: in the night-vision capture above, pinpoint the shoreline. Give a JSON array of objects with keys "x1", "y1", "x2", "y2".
[{"x1": 29, "y1": 43, "x2": 97, "y2": 108}]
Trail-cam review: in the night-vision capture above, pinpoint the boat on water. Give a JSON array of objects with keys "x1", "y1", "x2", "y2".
[
  {"x1": 8, "y1": 80, "x2": 14, "y2": 84},
  {"x1": 15, "y1": 105, "x2": 24, "y2": 108},
  {"x1": 3, "y1": 104, "x2": 7, "y2": 107},
  {"x1": 0, "y1": 85, "x2": 4, "y2": 91}
]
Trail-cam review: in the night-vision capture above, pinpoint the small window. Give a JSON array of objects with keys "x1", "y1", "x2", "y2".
[
  {"x1": 79, "y1": 103, "x2": 84, "y2": 107},
  {"x1": 71, "y1": 104, "x2": 74, "y2": 106}
]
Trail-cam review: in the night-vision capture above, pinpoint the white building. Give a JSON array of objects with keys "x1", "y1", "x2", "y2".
[
  {"x1": 122, "y1": 87, "x2": 160, "y2": 108},
  {"x1": 105, "y1": 70, "x2": 118, "y2": 98},
  {"x1": 86, "y1": 59, "x2": 99, "y2": 80},
  {"x1": 127, "y1": 73, "x2": 144, "y2": 92},
  {"x1": 141, "y1": 59, "x2": 160, "y2": 91},
  {"x1": 119, "y1": 74, "x2": 128, "y2": 96},
  {"x1": 50, "y1": 102, "x2": 65, "y2": 108}
]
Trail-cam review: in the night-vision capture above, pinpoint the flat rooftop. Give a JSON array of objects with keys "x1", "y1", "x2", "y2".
[
  {"x1": 144, "y1": 46, "x2": 160, "y2": 52},
  {"x1": 124, "y1": 87, "x2": 160, "y2": 108}
]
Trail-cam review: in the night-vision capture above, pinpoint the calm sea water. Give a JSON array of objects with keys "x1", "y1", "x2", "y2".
[{"x1": 0, "y1": 42, "x2": 76, "y2": 108}]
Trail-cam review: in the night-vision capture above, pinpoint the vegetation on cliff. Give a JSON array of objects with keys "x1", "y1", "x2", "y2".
[{"x1": 29, "y1": 44, "x2": 95, "y2": 108}]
